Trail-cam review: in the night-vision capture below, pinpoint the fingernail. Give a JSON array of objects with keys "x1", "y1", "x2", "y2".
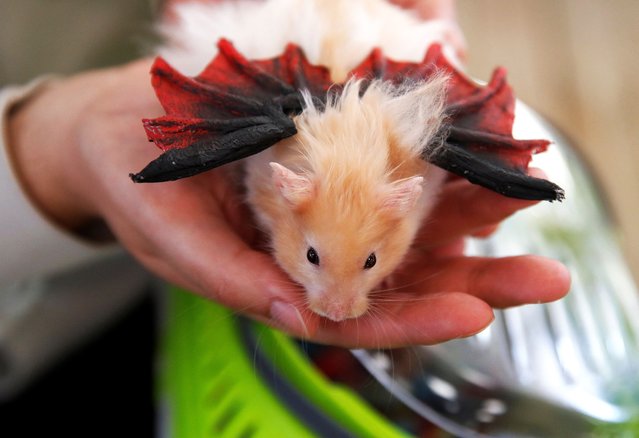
[{"x1": 269, "y1": 301, "x2": 309, "y2": 338}]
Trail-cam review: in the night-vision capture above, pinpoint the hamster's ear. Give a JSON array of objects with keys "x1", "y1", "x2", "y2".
[
  {"x1": 380, "y1": 176, "x2": 424, "y2": 217},
  {"x1": 270, "y1": 162, "x2": 314, "y2": 208}
]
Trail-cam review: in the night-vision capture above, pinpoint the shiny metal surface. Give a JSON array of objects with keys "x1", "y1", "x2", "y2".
[{"x1": 354, "y1": 103, "x2": 639, "y2": 437}]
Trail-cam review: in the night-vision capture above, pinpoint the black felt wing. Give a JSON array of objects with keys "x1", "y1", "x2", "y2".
[
  {"x1": 130, "y1": 39, "x2": 332, "y2": 183},
  {"x1": 350, "y1": 44, "x2": 564, "y2": 201}
]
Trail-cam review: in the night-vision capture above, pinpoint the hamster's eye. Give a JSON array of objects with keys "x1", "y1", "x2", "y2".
[
  {"x1": 364, "y1": 253, "x2": 376, "y2": 269},
  {"x1": 307, "y1": 247, "x2": 320, "y2": 266}
]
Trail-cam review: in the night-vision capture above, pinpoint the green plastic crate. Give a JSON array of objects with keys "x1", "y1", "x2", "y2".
[{"x1": 160, "y1": 287, "x2": 409, "y2": 438}]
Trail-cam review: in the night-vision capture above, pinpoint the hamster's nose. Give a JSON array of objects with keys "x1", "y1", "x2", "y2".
[
  {"x1": 312, "y1": 295, "x2": 368, "y2": 322},
  {"x1": 322, "y1": 305, "x2": 349, "y2": 322}
]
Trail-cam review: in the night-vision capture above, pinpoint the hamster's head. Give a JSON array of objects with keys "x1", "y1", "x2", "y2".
[
  {"x1": 262, "y1": 78, "x2": 447, "y2": 321},
  {"x1": 268, "y1": 162, "x2": 431, "y2": 322}
]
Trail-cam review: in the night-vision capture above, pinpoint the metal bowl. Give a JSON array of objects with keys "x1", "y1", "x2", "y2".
[{"x1": 353, "y1": 103, "x2": 639, "y2": 437}]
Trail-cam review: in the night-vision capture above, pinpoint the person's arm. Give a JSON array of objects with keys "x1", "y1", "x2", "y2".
[{"x1": 0, "y1": 80, "x2": 108, "y2": 287}]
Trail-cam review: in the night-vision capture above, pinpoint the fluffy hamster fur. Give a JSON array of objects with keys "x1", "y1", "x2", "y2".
[{"x1": 160, "y1": 0, "x2": 456, "y2": 321}]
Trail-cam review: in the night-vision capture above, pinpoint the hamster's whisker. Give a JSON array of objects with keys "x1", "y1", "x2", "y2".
[
  {"x1": 370, "y1": 271, "x2": 440, "y2": 294},
  {"x1": 270, "y1": 278, "x2": 303, "y2": 288},
  {"x1": 365, "y1": 303, "x2": 396, "y2": 350},
  {"x1": 370, "y1": 294, "x2": 433, "y2": 304}
]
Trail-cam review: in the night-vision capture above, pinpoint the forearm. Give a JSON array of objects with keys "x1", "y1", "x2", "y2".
[
  {"x1": 7, "y1": 74, "x2": 103, "y2": 233},
  {"x1": 0, "y1": 80, "x2": 110, "y2": 286}
]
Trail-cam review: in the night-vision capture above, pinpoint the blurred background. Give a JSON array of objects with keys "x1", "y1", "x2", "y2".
[
  {"x1": 0, "y1": 0, "x2": 637, "y2": 436},
  {"x1": 458, "y1": 0, "x2": 639, "y2": 278},
  {"x1": 0, "y1": 0, "x2": 155, "y2": 81}
]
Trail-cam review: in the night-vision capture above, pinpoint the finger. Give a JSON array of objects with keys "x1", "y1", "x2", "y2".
[
  {"x1": 414, "y1": 255, "x2": 571, "y2": 308},
  {"x1": 471, "y1": 224, "x2": 499, "y2": 238},
  {"x1": 113, "y1": 175, "x2": 298, "y2": 315},
  {"x1": 301, "y1": 292, "x2": 493, "y2": 349},
  {"x1": 404, "y1": 237, "x2": 465, "y2": 261},
  {"x1": 166, "y1": 213, "x2": 289, "y2": 312},
  {"x1": 416, "y1": 179, "x2": 540, "y2": 248},
  {"x1": 143, "y1": 203, "x2": 322, "y2": 339},
  {"x1": 268, "y1": 300, "x2": 321, "y2": 339},
  {"x1": 167, "y1": 212, "x2": 326, "y2": 339}
]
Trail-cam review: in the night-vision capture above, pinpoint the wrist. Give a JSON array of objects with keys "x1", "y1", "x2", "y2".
[{"x1": 6, "y1": 75, "x2": 105, "y2": 239}]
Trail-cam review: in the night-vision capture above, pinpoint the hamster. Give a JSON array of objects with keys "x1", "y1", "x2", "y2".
[
  {"x1": 244, "y1": 80, "x2": 447, "y2": 321},
  {"x1": 159, "y1": 0, "x2": 458, "y2": 321}
]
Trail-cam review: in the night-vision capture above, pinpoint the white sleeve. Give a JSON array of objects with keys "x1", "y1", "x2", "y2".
[
  {"x1": 0, "y1": 80, "x2": 152, "y2": 399},
  {"x1": 0, "y1": 79, "x2": 110, "y2": 288}
]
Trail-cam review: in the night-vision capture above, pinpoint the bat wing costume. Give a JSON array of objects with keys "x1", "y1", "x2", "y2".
[{"x1": 131, "y1": 39, "x2": 564, "y2": 202}]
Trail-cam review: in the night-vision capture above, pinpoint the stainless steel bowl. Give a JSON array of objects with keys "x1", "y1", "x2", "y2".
[{"x1": 354, "y1": 103, "x2": 639, "y2": 437}]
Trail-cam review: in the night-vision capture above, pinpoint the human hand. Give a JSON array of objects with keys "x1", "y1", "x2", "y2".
[
  {"x1": 264, "y1": 173, "x2": 570, "y2": 348},
  {"x1": 8, "y1": 59, "x2": 569, "y2": 349}
]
